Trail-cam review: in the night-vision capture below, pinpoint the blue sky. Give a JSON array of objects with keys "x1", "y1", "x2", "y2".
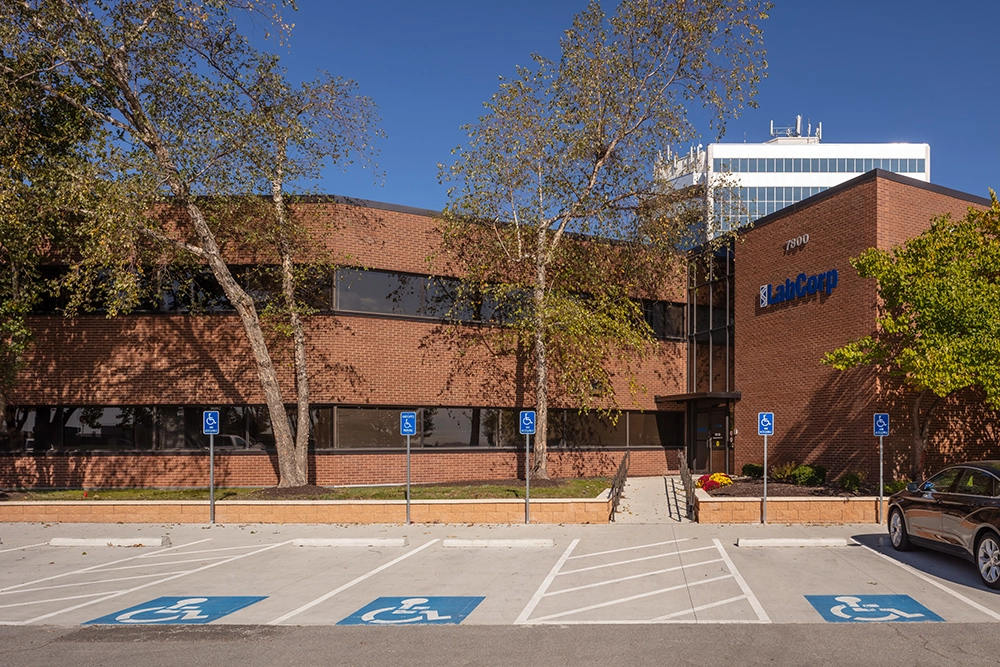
[{"x1": 275, "y1": 1, "x2": 999, "y2": 211}]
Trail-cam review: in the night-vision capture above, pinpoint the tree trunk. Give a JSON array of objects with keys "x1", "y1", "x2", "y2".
[
  {"x1": 182, "y1": 200, "x2": 298, "y2": 486},
  {"x1": 274, "y1": 181, "x2": 311, "y2": 488},
  {"x1": 532, "y1": 227, "x2": 549, "y2": 479},
  {"x1": 910, "y1": 390, "x2": 940, "y2": 481}
]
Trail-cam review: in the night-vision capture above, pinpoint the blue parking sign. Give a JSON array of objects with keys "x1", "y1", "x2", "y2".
[
  {"x1": 203, "y1": 411, "x2": 220, "y2": 435},
  {"x1": 400, "y1": 411, "x2": 417, "y2": 436},
  {"x1": 519, "y1": 411, "x2": 536, "y2": 435},
  {"x1": 874, "y1": 413, "x2": 890, "y2": 437},
  {"x1": 758, "y1": 412, "x2": 774, "y2": 436}
]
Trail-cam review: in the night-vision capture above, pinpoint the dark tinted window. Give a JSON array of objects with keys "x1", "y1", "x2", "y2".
[
  {"x1": 925, "y1": 467, "x2": 962, "y2": 493},
  {"x1": 955, "y1": 469, "x2": 997, "y2": 497}
]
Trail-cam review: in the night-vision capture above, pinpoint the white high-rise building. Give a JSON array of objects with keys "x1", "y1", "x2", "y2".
[{"x1": 663, "y1": 116, "x2": 930, "y2": 235}]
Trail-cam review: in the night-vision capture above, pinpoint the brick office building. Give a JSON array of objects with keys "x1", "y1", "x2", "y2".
[
  {"x1": 705, "y1": 170, "x2": 994, "y2": 481},
  {"x1": 1, "y1": 170, "x2": 995, "y2": 490},
  {"x1": 1, "y1": 199, "x2": 688, "y2": 489}
]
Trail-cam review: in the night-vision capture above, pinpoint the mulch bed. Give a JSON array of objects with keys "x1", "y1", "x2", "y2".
[{"x1": 707, "y1": 479, "x2": 877, "y2": 497}]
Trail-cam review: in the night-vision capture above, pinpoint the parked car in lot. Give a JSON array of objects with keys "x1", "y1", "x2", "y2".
[{"x1": 888, "y1": 461, "x2": 1000, "y2": 589}]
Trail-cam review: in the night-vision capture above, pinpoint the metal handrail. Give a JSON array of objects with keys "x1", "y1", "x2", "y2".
[
  {"x1": 608, "y1": 451, "x2": 631, "y2": 522},
  {"x1": 678, "y1": 450, "x2": 696, "y2": 520}
]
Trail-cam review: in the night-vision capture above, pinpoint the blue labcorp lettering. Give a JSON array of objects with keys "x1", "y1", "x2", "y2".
[{"x1": 760, "y1": 269, "x2": 838, "y2": 307}]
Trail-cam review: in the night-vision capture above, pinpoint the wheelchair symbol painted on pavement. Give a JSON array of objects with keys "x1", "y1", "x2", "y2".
[
  {"x1": 806, "y1": 595, "x2": 943, "y2": 623},
  {"x1": 86, "y1": 596, "x2": 266, "y2": 625},
  {"x1": 338, "y1": 596, "x2": 485, "y2": 626}
]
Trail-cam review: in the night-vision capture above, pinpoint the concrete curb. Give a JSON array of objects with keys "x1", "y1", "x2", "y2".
[
  {"x1": 736, "y1": 537, "x2": 851, "y2": 548},
  {"x1": 48, "y1": 537, "x2": 171, "y2": 547},
  {"x1": 291, "y1": 538, "x2": 408, "y2": 547},
  {"x1": 442, "y1": 539, "x2": 555, "y2": 548}
]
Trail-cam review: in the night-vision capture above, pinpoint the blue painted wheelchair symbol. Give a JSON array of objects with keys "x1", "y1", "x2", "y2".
[
  {"x1": 520, "y1": 411, "x2": 535, "y2": 435},
  {"x1": 86, "y1": 596, "x2": 266, "y2": 625},
  {"x1": 806, "y1": 595, "x2": 942, "y2": 623},
  {"x1": 337, "y1": 596, "x2": 484, "y2": 626},
  {"x1": 757, "y1": 412, "x2": 774, "y2": 436}
]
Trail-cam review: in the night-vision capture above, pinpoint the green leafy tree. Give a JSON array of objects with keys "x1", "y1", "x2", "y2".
[
  {"x1": 0, "y1": 0, "x2": 380, "y2": 486},
  {"x1": 823, "y1": 195, "x2": 1000, "y2": 480},
  {"x1": 0, "y1": 54, "x2": 101, "y2": 450},
  {"x1": 440, "y1": 0, "x2": 769, "y2": 477}
]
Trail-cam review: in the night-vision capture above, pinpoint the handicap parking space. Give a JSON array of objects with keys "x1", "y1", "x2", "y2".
[
  {"x1": 719, "y1": 527, "x2": 1000, "y2": 624},
  {"x1": 4, "y1": 522, "x2": 1000, "y2": 627}
]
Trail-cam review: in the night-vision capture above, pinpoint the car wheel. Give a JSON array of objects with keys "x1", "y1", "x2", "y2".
[
  {"x1": 888, "y1": 508, "x2": 911, "y2": 551},
  {"x1": 976, "y1": 532, "x2": 1000, "y2": 590}
]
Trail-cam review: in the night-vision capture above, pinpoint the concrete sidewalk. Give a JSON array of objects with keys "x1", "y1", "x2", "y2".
[{"x1": 613, "y1": 475, "x2": 690, "y2": 523}]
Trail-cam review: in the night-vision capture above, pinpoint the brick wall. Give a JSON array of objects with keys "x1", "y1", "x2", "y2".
[
  {"x1": 0, "y1": 447, "x2": 680, "y2": 489},
  {"x1": 734, "y1": 172, "x2": 992, "y2": 481},
  {"x1": 6, "y1": 201, "x2": 687, "y2": 489}
]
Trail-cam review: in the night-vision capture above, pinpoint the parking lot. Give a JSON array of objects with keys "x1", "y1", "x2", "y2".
[{"x1": 3, "y1": 521, "x2": 1000, "y2": 628}]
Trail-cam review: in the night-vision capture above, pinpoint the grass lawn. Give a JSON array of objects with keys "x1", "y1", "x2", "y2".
[{"x1": 6, "y1": 478, "x2": 610, "y2": 502}]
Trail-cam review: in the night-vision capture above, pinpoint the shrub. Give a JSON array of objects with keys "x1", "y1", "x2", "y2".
[
  {"x1": 883, "y1": 478, "x2": 910, "y2": 494},
  {"x1": 770, "y1": 461, "x2": 798, "y2": 482},
  {"x1": 789, "y1": 464, "x2": 825, "y2": 486},
  {"x1": 742, "y1": 463, "x2": 764, "y2": 479},
  {"x1": 839, "y1": 471, "x2": 865, "y2": 493},
  {"x1": 812, "y1": 465, "x2": 827, "y2": 485}
]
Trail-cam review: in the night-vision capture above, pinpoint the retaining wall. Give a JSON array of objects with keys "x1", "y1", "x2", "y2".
[{"x1": 694, "y1": 488, "x2": 883, "y2": 524}]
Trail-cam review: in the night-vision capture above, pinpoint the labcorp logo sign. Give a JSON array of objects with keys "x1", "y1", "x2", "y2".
[{"x1": 760, "y1": 268, "x2": 838, "y2": 308}]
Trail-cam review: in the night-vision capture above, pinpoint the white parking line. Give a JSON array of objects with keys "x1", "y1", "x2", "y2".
[
  {"x1": 546, "y1": 558, "x2": 725, "y2": 597},
  {"x1": 653, "y1": 595, "x2": 750, "y2": 621},
  {"x1": 0, "y1": 571, "x2": 191, "y2": 596},
  {"x1": 0, "y1": 539, "x2": 212, "y2": 594},
  {"x1": 11, "y1": 540, "x2": 291, "y2": 625},
  {"x1": 0, "y1": 543, "x2": 47, "y2": 555},
  {"x1": 566, "y1": 539, "x2": 688, "y2": 559},
  {"x1": 267, "y1": 539, "x2": 440, "y2": 625},
  {"x1": 859, "y1": 543, "x2": 1000, "y2": 622},
  {"x1": 713, "y1": 539, "x2": 770, "y2": 622},
  {"x1": 137, "y1": 544, "x2": 266, "y2": 558},
  {"x1": 0, "y1": 591, "x2": 124, "y2": 610},
  {"x1": 560, "y1": 545, "x2": 717, "y2": 575},
  {"x1": 515, "y1": 539, "x2": 579, "y2": 625},
  {"x1": 527, "y1": 574, "x2": 735, "y2": 623},
  {"x1": 89, "y1": 556, "x2": 237, "y2": 571}
]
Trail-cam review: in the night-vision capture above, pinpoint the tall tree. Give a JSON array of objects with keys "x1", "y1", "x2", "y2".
[
  {"x1": 823, "y1": 195, "x2": 1000, "y2": 480},
  {"x1": 0, "y1": 0, "x2": 381, "y2": 486},
  {"x1": 0, "y1": 55, "x2": 100, "y2": 449},
  {"x1": 440, "y1": 0, "x2": 769, "y2": 477}
]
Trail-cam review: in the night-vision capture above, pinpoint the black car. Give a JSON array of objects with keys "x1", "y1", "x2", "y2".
[{"x1": 888, "y1": 461, "x2": 1000, "y2": 589}]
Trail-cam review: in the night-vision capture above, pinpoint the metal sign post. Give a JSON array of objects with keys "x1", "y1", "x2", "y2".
[
  {"x1": 203, "y1": 411, "x2": 220, "y2": 524},
  {"x1": 400, "y1": 412, "x2": 417, "y2": 524},
  {"x1": 874, "y1": 413, "x2": 890, "y2": 524},
  {"x1": 758, "y1": 412, "x2": 774, "y2": 524},
  {"x1": 520, "y1": 411, "x2": 536, "y2": 524}
]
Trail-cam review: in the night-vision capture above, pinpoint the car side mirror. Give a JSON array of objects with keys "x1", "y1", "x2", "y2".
[{"x1": 906, "y1": 482, "x2": 919, "y2": 492}]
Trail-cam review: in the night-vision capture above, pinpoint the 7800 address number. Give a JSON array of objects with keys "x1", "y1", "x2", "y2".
[{"x1": 785, "y1": 233, "x2": 809, "y2": 252}]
